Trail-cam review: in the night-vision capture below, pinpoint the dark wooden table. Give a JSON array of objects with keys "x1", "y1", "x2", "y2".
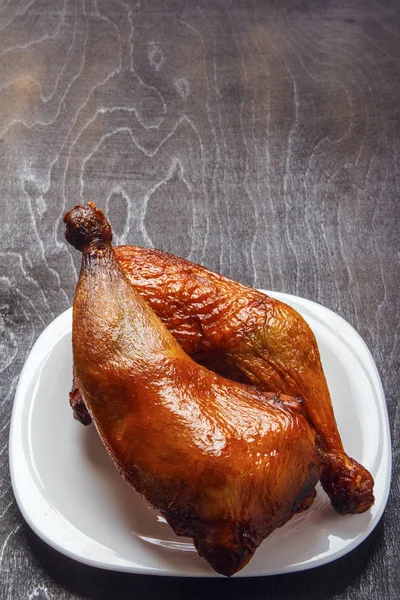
[{"x1": 1, "y1": 0, "x2": 399, "y2": 598}]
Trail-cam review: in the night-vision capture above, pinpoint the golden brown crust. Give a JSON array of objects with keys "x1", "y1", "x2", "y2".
[
  {"x1": 115, "y1": 245, "x2": 375, "y2": 515},
  {"x1": 70, "y1": 243, "x2": 374, "y2": 516},
  {"x1": 65, "y1": 204, "x2": 325, "y2": 576}
]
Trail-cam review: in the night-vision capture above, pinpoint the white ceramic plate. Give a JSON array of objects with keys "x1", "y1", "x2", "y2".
[{"x1": 9, "y1": 291, "x2": 391, "y2": 578}]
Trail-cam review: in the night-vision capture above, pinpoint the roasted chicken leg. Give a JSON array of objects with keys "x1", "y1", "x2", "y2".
[
  {"x1": 64, "y1": 203, "x2": 324, "y2": 576},
  {"x1": 71, "y1": 245, "x2": 374, "y2": 515}
]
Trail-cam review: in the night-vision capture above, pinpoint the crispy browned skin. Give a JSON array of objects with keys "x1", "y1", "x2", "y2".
[
  {"x1": 64, "y1": 203, "x2": 324, "y2": 576},
  {"x1": 72, "y1": 245, "x2": 374, "y2": 515}
]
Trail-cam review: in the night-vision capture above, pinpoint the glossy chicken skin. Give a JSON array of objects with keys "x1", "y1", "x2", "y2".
[
  {"x1": 72, "y1": 245, "x2": 374, "y2": 515},
  {"x1": 64, "y1": 203, "x2": 324, "y2": 576}
]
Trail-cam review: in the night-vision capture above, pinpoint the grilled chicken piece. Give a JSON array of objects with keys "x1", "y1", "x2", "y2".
[
  {"x1": 71, "y1": 245, "x2": 374, "y2": 516},
  {"x1": 64, "y1": 203, "x2": 324, "y2": 576}
]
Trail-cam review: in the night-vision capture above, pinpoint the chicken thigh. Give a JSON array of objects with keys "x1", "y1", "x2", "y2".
[{"x1": 64, "y1": 203, "x2": 324, "y2": 576}]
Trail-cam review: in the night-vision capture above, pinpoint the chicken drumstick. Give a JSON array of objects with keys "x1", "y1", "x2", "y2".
[{"x1": 69, "y1": 244, "x2": 374, "y2": 516}]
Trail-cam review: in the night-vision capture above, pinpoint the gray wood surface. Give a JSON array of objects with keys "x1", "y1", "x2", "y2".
[{"x1": 0, "y1": 0, "x2": 399, "y2": 598}]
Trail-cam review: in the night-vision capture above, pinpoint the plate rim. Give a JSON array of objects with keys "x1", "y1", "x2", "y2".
[{"x1": 9, "y1": 291, "x2": 392, "y2": 578}]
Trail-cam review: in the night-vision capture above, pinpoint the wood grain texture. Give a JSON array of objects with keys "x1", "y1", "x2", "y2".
[{"x1": 0, "y1": 0, "x2": 399, "y2": 597}]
